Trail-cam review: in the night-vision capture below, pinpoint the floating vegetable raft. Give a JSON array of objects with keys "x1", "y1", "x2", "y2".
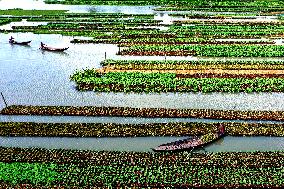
[
  {"x1": 4, "y1": 105, "x2": 284, "y2": 121},
  {"x1": 0, "y1": 147, "x2": 283, "y2": 187}
]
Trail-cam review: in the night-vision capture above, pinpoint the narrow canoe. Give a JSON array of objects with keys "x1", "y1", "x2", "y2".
[
  {"x1": 9, "y1": 40, "x2": 32, "y2": 45},
  {"x1": 152, "y1": 132, "x2": 225, "y2": 152},
  {"x1": 40, "y1": 46, "x2": 69, "y2": 52}
]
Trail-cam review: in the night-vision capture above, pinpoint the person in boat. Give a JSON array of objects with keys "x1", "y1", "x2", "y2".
[
  {"x1": 40, "y1": 42, "x2": 47, "y2": 49},
  {"x1": 9, "y1": 36, "x2": 15, "y2": 43},
  {"x1": 218, "y1": 124, "x2": 225, "y2": 135}
]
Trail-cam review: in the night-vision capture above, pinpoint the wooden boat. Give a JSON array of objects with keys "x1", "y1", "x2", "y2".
[
  {"x1": 152, "y1": 128, "x2": 225, "y2": 152},
  {"x1": 9, "y1": 40, "x2": 31, "y2": 45},
  {"x1": 40, "y1": 46, "x2": 69, "y2": 52}
]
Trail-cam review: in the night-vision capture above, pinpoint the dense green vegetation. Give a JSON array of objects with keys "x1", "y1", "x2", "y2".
[
  {"x1": 1, "y1": 121, "x2": 284, "y2": 137},
  {"x1": 44, "y1": 0, "x2": 284, "y2": 7},
  {"x1": 101, "y1": 59, "x2": 284, "y2": 70},
  {"x1": 0, "y1": 18, "x2": 22, "y2": 25},
  {"x1": 0, "y1": 162, "x2": 58, "y2": 186},
  {"x1": 120, "y1": 44, "x2": 284, "y2": 57},
  {"x1": 70, "y1": 70, "x2": 284, "y2": 92},
  {"x1": 0, "y1": 9, "x2": 67, "y2": 16},
  {"x1": 0, "y1": 147, "x2": 283, "y2": 187}
]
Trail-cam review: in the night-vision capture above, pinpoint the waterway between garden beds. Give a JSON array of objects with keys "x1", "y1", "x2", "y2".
[
  {"x1": 2, "y1": 32, "x2": 284, "y2": 112},
  {"x1": 0, "y1": 136, "x2": 283, "y2": 152}
]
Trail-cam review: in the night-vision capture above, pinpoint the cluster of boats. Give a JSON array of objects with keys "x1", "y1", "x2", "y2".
[{"x1": 9, "y1": 36, "x2": 69, "y2": 52}]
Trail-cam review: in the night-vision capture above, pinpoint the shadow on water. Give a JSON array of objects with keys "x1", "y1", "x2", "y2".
[{"x1": 39, "y1": 49, "x2": 69, "y2": 56}]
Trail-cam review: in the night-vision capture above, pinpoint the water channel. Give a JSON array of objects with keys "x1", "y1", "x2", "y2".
[
  {"x1": 0, "y1": 136, "x2": 283, "y2": 152},
  {"x1": 0, "y1": 0, "x2": 284, "y2": 152}
]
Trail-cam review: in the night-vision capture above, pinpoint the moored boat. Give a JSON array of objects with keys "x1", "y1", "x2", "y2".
[
  {"x1": 40, "y1": 42, "x2": 69, "y2": 52},
  {"x1": 9, "y1": 36, "x2": 31, "y2": 45},
  {"x1": 152, "y1": 125, "x2": 225, "y2": 152}
]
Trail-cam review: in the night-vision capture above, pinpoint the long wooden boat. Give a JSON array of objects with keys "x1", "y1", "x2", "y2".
[
  {"x1": 9, "y1": 40, "x2": 32, "y2": 45},
  {"x1": 152, "y1": 132, "x2": 225, "y2": 152},
  {"x1": 40, "y1": 46, "x2": 69, "y2": 52}
]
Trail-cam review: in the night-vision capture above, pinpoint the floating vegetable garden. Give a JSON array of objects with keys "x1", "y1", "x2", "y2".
[
  {"x1": 0, "y1": 147, "x2": 283, "y2": 187},
  {"x1": 4, "y1": 105, "x2": 284, "y2": 121},
  {"x1": 0, "y1": 121, "x2": 284, "y2": 137},
  {"x1": 70, "y1": 70, "x2": 284, "y2": 92},
  {"x1": 1, "y1": 0, "x2": 284, "y2": 188}
]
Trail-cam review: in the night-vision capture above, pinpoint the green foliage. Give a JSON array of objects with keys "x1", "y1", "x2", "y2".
[
  {"x1": 0, "y1": 162, "x2": 58, "y2": 185},
  {"x1": 70, "y1": 70, "x2": 284, "y2": 93},
  {"x1": 0, "y1": 9, "x2": 67, "y2": 16},
  {"x1": 122, "y1": 44, "x2": 284, "y2": 57}
]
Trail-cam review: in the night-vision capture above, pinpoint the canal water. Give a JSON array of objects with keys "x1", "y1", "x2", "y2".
[{"x1": 0, "y1": 136, "x2": 283, "y2": 152}]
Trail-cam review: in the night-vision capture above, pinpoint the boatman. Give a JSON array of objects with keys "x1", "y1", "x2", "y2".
[
  {"x1": 9, "y1": 36, "x2": 15, "y2": 43},
  {"x1": 218, "y1": 124, "x2": 225, "y2": 135}
]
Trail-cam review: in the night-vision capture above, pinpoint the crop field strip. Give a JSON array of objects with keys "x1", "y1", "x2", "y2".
[
  {"x1": 0, "y1": 147, "x2": 283, "y2": 187},
  {"x1": 0, "y1": 121, "x2": 284, "y2": 137},
  {"x1": 100, "y1": 59, "x2": 284, "y2": 70},
  {"x1": 4, "y1": 105, "x2": 284, "y2": 121},
  {"x1": 69, "y1": 70, "x2": 284, "y2": 92},
  {"x1": 2, "y1": 10, "x2": 284, "y2": 46}
]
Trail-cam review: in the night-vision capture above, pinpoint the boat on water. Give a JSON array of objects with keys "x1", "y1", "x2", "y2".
[
  {"x1": 9, "y1": 36, "x2": 31, "y2": 45},
  {"x1": 40, "y1": 42, "x2": 69, "y2": 52},
  {"x1": 152, "y1": 125, "x2": 225, "y2": 152}
]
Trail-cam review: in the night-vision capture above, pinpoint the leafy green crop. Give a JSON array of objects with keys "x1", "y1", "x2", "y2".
[{"x1": 0, "y1": 162, "x2": 58, "y2": 185}]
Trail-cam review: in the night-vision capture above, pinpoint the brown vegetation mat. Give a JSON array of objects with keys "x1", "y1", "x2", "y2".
[{"x1": 2, "y1": 105, "x2": 284, "y2": 121}]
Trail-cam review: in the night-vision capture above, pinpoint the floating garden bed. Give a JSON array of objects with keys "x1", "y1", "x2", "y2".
[
  {"x1": 70, "y1": 71, "x2": 284, "y2": 92},
  {"x1": 119, "y1": 44, "x2": 284, "y2": 57},
  {"x1": 0, "y1": 147, "x2": 283, "y2": 187},
  {"x1": 4, "y1": 105, "x2": 284, "y2": 121},
  {"x1": 101, "y1": 59, "x2": 284, "y2": 70}
]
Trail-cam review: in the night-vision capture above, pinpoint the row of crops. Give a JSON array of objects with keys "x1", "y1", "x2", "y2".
[
  {"x1": 70, "y1": 70, "x2": 284, "y2": 92},
  {"x1": 3, "y1": 10, "x2": 284, "y2": 47},
  {"x1": 119, "y1": 44, "x2": 284, "y2": 57},
  {"x1": 0, "y1": 147, "x2": 283, "y2": 187},
  {"x1": 0, "y1": 121, "x2": 284, "y2": 137},
  {"x1": 43, "y1": 0, "x2": 284, "y2": 7},
  {"x1": 3, "y1": 105, "x2": 284, "y2": 121},
  {"x1": 101, "y1": 59, "x2": 284, "y2": 70}
]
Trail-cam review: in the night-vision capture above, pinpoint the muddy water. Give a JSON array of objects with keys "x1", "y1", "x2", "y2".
[{"x1": 0, "y1": 136, "x2": 283, "y2": 152}]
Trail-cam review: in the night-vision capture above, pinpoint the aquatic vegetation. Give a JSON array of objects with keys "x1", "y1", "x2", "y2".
[
  {"x1": 70, "y1": 70, "x2": 284, "y2": 92},
  {"x1": 0, "y1": 162, "x2": 58, "y2": 185},
  {"x1": 0, "y1": 147, "x2": 283, "y2": 187},
  {"x1": 0, "y1": 9, "x2": 67, "y2": 16},
  {"x1": 0, "y1": 121, "x2": 283, "y2": 137},
  {"x1": 101, "y1": 59, "x2": 284, "y2": 70},
  {"x1": 3, "y1": 105, "x2": 284, "y2": 122},
  {"x1": 120, "y1": 44, "x2": 284, "y2": 57}
]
